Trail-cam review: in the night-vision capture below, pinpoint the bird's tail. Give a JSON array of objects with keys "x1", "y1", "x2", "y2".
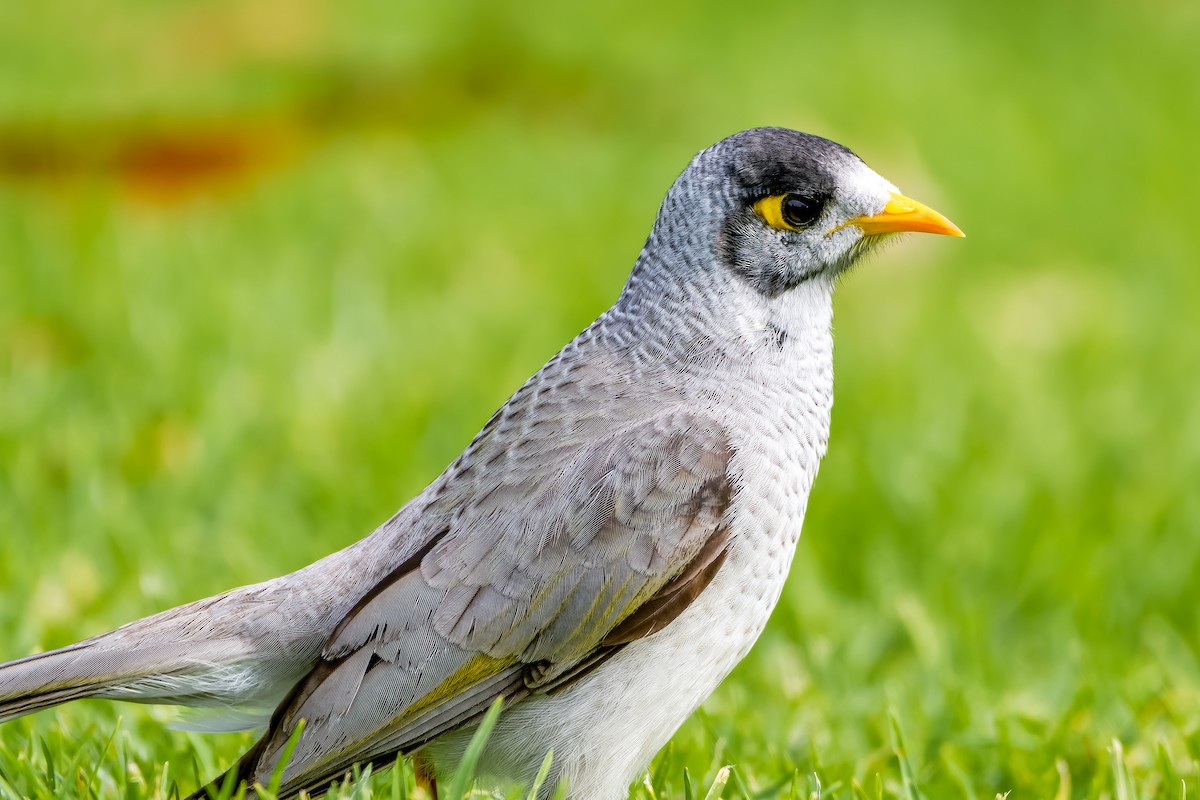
[
  {"x1": 0, "y1": 640, "x2": 137, "y2": 721},
  {"x1": 0, "y1": 632, "x2": 254, "y2": 724},
  {"x1": 0, "y1": 533, "x2": 398, "y2": 728},
  {"x1": 0, "y1": 633, "x2": 190, "y2": 724},
  {"x1": 0, "y1": 587, "x2": 314, "y2": 726}
]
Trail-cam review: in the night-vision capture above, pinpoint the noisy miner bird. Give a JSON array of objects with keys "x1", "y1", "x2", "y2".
[{"x1": 0, "y1": 128, "x2": 962, "y2": 799}]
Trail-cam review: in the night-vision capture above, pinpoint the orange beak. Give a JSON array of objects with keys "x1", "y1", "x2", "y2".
[{"x1": 848, "y1": 193, "x2": 964, "y2": 238}]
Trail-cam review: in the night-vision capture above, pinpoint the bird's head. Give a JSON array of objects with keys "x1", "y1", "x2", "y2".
[{"x1": 646, "y1": 127, "x2": 963, "y2": 298}]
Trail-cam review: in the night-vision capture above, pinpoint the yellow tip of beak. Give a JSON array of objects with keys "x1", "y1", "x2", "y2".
[{"x1": 849, "y1": 193, "x2": 964, "y2": 238}]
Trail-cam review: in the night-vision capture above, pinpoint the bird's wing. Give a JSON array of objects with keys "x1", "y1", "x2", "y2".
[{"x1": 233, "y1": 410, "x2": 735, "y2": 796}]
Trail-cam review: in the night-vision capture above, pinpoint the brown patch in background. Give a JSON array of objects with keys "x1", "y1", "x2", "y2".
[
  {"x1": 0, "y1": 122, "x2": 302, "y2": 205},
  {"x1": 0, "y1": 0, "x2": 606, "y2": 206}
]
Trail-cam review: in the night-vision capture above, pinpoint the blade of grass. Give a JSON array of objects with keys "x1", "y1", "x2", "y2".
[
  {"x1": 392, "y1": 753, "x2": 410, "y2": 800},
  {"x1": 262, "y1": 720, "x2": 306, "y2": 799},
  {"x1": 703, "y1": 766, "x2": 731, "y2": 800},
  {"x1": 444, "y1": 697, "x2": 504, "y2": 800},
  {"x1": 890, "y1": 714, "x2": 923, "y2": 800},
  {"x1": 40, "y1": 738, "x2": 56, "y2": 793},
  {"x1": 523, "y1": 749, "x2": 554, "y2": 800}
]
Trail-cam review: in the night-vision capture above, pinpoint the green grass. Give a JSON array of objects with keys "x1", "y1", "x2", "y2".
[{"x1": 1, "y1": 0, "x2": 1199, "y2": 797}]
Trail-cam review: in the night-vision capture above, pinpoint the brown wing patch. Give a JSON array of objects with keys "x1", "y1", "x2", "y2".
[
  {"x1": 525, "y1": 528, "x2": 730, "y2": 695},
  {"x1": 602, "y1": 524, "x2": 730, "y2": 646},
  {"x1": 527, "y1": 477, "x2": 734, "y2": 695}
]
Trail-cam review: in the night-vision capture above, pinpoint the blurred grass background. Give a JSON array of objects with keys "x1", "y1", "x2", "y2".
[{"x1": 1, "y1": 0, "x2": 1199, "y2": 797}]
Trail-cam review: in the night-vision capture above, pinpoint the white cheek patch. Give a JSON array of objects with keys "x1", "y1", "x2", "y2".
[
  {"x1": 806, "y1": 159, "x2": 901, "y2": 269},
  {"x1": 837, "y1": 160, "x2": 899, "y2": 219}
]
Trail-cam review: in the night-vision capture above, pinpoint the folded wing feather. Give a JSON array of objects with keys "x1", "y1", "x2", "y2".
[{"x1": 221, "y1": 411, "x2": 735, "y2": 797}]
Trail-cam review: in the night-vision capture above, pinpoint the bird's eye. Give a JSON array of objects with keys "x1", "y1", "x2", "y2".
[
  {"x1": 782, "y1": 194, "x2": 822, "y2": 227},
  {"x1": 752, "y1": 194, "x2": 824, "y2": 232}
]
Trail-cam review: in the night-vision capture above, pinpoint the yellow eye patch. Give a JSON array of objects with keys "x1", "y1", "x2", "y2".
[
  {"x1": 753, "y1": 195, "x2": 799, "y2": 232},
  {"x1": 753, "y1": 193, "x2": 824, "y2": 232}
]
